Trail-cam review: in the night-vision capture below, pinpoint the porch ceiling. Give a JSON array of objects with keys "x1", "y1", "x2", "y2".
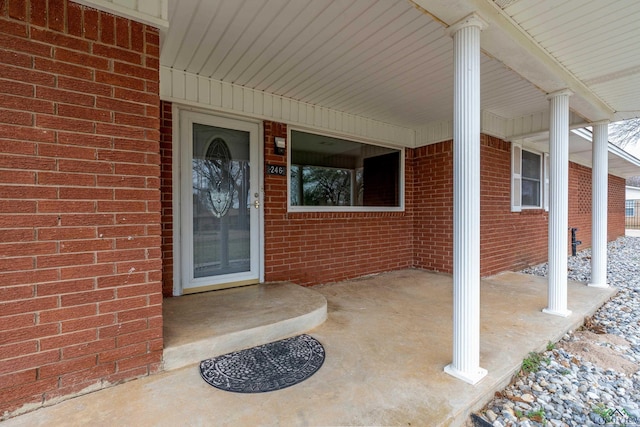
[
  {"x1": 161, "y1": 0, "x2": 547, "y2": 130},
  {"x1": 494, "y1": 0, "x2": 640, "y2": 122},
  {"x1": 161, "y1": 0, "x2": 640, "y2": 128}
]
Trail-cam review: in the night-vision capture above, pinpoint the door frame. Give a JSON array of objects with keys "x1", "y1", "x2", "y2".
[{"x1": 172, "y1": 105, "x2": 264, "y2": 296}]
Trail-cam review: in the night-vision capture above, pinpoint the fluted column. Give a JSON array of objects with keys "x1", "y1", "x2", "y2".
[
  {"x1": 544, "y1": 90, "x2": 572, "y2": 317},
  {"x1": 590, "y1": 121, "x2": 609, "y2": 288},
  {"x1": 444, "y1": 13, "x2": 487, "y2": 385}
]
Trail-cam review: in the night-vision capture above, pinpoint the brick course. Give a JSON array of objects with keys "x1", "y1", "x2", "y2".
[
  {"x1": 0, "y1": 0, "x2": 162, "y2": 417},
  {"x1": 159, "y1": 101, "x2": 173, "y2": 296},
  {"x1": 414, "y1": 135, "x2": 626, "y2": 276},
  {"x1": 262, "y1": 121, "x2": 415, "y2": 285},
  {"x1": 158, "y1": 117, "x2": 627, "y2": 289}
]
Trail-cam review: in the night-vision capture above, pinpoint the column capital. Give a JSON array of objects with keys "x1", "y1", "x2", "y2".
[
  {"x1": 546, "y1": 89, "x2": 573, "y2": 100},
  {"x1": 590, "y1": 119, "x2": 610, "y2": 126},
  {"x1": 447, "y1": 13, "x2": 488, "y2": 38}
]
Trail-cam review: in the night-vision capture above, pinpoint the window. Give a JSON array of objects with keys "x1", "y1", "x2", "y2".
[
  {"x1": 521, "y1": 150, "x2": 541, "y2": 207},
  {"x1": 289, "y1": 130, "x2": 402, "y2": 210},
  {"x1": 511, "y1": 143, "x2": 548, "y2": 212},
  {"x1": 626, "y1": 200, "x2": 636, "y2": 217}
]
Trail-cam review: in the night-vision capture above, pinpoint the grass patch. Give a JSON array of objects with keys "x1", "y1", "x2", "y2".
[
  {"x1": 526, "y1": 409, "x2": 546, "y2": 423},
  {"x1": 592, "y1": 404, "x2": 614, "y2": 423},
  {"x1": 521, "y1": 351, "x2": 549, "y2": 374}
]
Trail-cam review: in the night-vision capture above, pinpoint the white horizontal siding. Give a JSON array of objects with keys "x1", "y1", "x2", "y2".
[
  {"x1": 161, "y1": 67, "x2": 415, "y2": 147},
  {"x1": 414, "y1": 111, "x2": 507, "y2": 147}
]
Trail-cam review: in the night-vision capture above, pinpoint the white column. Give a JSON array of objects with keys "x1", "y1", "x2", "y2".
[
  {"x1": 544, "y1": 90, "x2": 572, "y2": 317},
  {"x1": 589, "y1": 121, "x2": 609, "y2": 288},
  {"x1": 444, "y1": 13, "x2": 487, "y2": 385}
]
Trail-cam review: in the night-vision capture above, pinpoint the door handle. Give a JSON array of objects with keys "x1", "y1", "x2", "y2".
[{"x1": 254, "y1": 200, "x2": 260, "y2": 209}]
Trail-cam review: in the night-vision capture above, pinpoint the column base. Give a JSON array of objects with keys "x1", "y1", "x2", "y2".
[
  {"x1": 588, "y1": 282, "x2": 609, "y2": 288},
  {"x1": 542, "y1": 308, "x2": 572, "y2": 317},
  {"x1": 444, "y1": 364, "x2": 487, "y2": 385}
]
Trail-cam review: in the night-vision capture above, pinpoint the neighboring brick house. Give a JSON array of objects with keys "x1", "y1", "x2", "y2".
[{"x1": 1, "y1": 0, "x2": 639, "y2": 418}]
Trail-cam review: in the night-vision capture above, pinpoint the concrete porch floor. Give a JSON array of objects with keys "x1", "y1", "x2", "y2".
[
  {"x1": 162, "y1": 282, "x2": 328, "y2": 371},
  {"x1": 4, "y1": 269, "x2": 615, "y2": 427}
]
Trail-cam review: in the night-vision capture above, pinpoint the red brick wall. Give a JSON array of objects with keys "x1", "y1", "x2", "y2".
[
  {"x1": 609, "y1": 174, "x2": 626, "y2": 237},
  {"x1": 263, "y1": 121, "x2": 415, "y2": 285},
  {"x1": 479, "y1": 136, "x2": 549, "y2": 275},
  {"x1": 157, "y1": 118, "x2": 416, "y2": 290},
  {"x1": 0, "y1": 1, "x2": 162, "y2": 417},
  {"x1": 568, "y1": 162, "x2": 593, "y2": 251},
  {"x1": 160, "y1": 101, "x2": 172, "y2": 297},
  {"x1": 413, "y1": 135, "x2": 626, "y2": 276},
  {"x1": 158, "y1": 117, "x2": 627, "y2": 287},
  {"x1": 565, "y1": 162, "x2": 626, "y2": 252},
  {"x1": 413, "y1": 140, "x2": 454, "y2": 273}
]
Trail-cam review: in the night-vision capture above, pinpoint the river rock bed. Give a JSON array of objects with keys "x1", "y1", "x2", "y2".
[{"x1": 472, "y1": 236, "x2": 640, "y2": 427}]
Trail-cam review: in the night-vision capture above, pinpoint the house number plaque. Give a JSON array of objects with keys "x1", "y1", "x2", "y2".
[{"x1": 267, "y1": 164, "x2": 287, "y2": 176}]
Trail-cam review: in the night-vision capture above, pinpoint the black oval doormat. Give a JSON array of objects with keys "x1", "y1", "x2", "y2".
[{"x1": 199, "y1": 334, "x2": 325, "y2": 393}]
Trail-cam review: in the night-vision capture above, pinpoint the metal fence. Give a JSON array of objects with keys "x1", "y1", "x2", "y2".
[{"x1": 626, "y1": 200, "x2": 640, "y2": 229}]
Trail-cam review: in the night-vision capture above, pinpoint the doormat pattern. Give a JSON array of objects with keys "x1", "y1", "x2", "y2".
[{"x1": 199, "y1": 334, "x2": 325, "y2": 393}]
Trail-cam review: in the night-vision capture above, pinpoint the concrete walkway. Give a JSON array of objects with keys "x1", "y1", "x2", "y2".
[{"x1": 3, "y1": 269, "x2": 615, "y2": 427}]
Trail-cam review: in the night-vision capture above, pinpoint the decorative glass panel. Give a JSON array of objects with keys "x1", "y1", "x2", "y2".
[{"x1": 192, "y1": 124, "x2": 251, "y2": 278}]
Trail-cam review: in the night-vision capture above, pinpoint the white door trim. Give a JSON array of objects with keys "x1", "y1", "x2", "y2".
[{"x1": 171, "y1": 105, "x2": 264, "y2": 296}]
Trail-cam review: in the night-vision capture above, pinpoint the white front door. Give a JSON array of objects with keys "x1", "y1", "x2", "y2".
[{"x1": 179, "y1": 111, "x2": 261, "y2": 294}]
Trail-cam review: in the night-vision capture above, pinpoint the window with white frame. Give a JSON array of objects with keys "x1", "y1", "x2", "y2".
[
  {"x1": 511, "y1": 143, "x2": 548, "y2": 212},
  {"x1": 521, "y1": 150, "x2": 542, "y2": 207},
  {"x1": 626, "y1": 200, "x2": 636, "y2": 217},
  {"x1": 289, "y1": 130, "x2": 402, "y2": 211}
]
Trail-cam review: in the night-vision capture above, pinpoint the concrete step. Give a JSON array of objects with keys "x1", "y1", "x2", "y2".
[{"x1": 162, "y1": 282, "x2": 327, "y2": 371}]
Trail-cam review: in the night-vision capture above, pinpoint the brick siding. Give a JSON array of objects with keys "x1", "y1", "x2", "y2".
[
  {"x1": 0, "y1": 0, "x2": 162, "y2": 417},
  {"x1": 160, "y1": 101, "x2": 172, "y2": 297},
  {"x1": 479, "y1": 135, "x2": 550, "y2": 275},
  {"x1": 608, "y1": 174, "x2": 626, "y2": 236},
  {"x1": 158, "y1": 118, "x2": 417, "y2": 289},
  {"x1": 158, "y1": 118, "x2": 626, "y2": 288},
  {"x1": 413, "y1": 139, "x2": 454, "y2": 273},
  {"x1": 262, "y1": 121, "x2": 415, "y2": 285},
  {"x1": 413, "y1": 135, "x2": 626, "y2": 276}
]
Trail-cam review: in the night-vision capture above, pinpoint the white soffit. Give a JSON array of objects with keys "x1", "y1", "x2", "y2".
[
  {"x1": 161, "y1": 0, "x2": 640, "y2": 135},
  {"x1": 74, "y1": 0, "x2": 169, "y2": 29},
  {"x1": 161, "y1": 0, "x2": 454, "y2": 128},
  {"x1": 496, "y1": 0, "x2": 640, "y2": 122},
  {"x1": 161, "y1": 0, "x2": 556, "y2": 131},
  {"x1": 412, "y1": 0, "x2": 640, "y2": 122}
]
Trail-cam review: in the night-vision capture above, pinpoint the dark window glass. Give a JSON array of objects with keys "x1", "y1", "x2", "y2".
[{"x1": 521, "y1": 150, "x2": 541, "y2": 207}]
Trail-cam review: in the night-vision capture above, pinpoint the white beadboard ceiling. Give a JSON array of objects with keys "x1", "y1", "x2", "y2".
[
  {"x1": 161, "y1": 0, "x2": 640, "y2": 130},
  {"x1": 495, "y1": 0, "x2": 640, "y2": 121}
]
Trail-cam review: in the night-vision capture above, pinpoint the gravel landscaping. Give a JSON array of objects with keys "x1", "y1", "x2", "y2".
[{"x1": 471, "y1": 235, "x2": 640, "y2": 427}]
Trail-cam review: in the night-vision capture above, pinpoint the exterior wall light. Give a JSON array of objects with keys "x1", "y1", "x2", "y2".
[{"x1": 274, "y1": 137, "x2": 286, "y2": 155}]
